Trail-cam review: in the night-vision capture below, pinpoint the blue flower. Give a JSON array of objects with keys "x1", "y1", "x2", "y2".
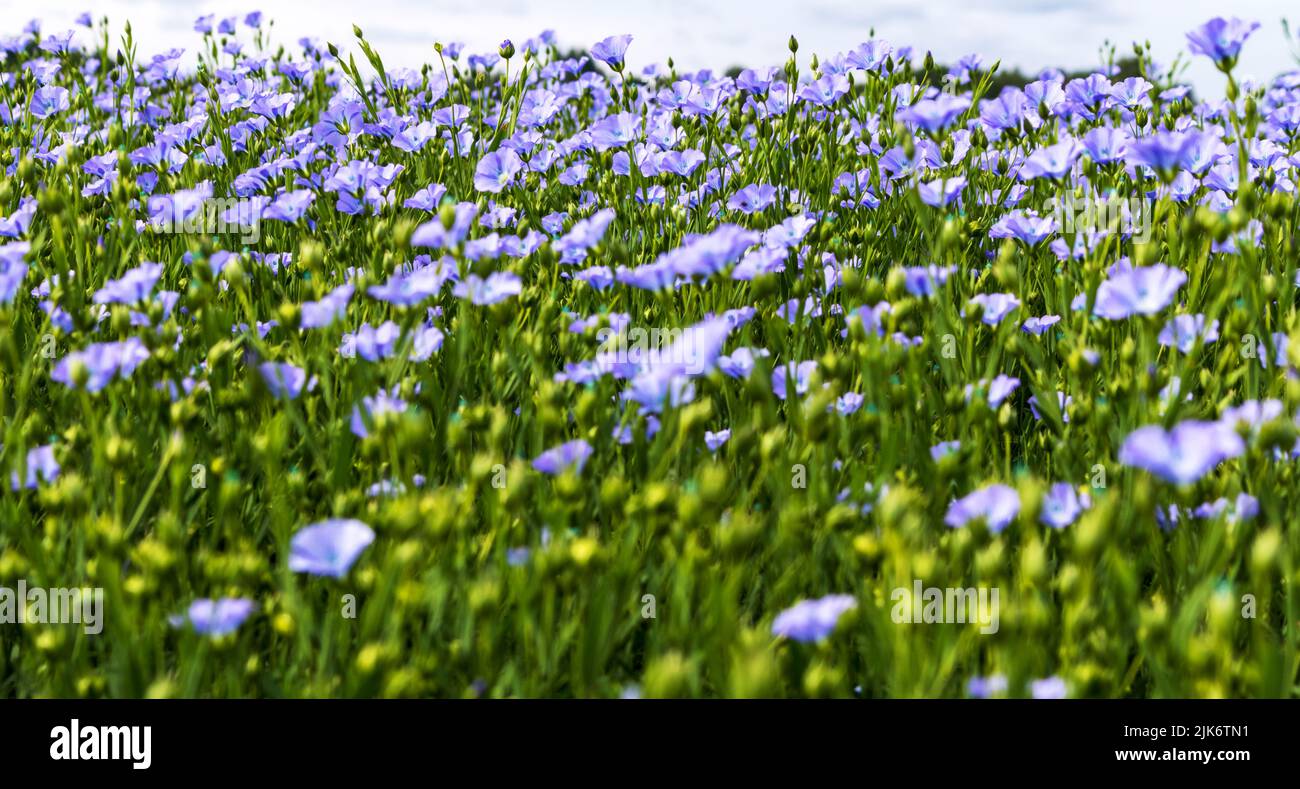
[
  {"x1": 453, "y1": 271, "x2": 522, "y2": 305},
  {"x1": 967, "y1": 674, "x2": 1008, "y2": 698},
  {"x1": 1031, "y1": 676, "x2": 1068, "y2": 699},
  {"x1": 726, "y1": 183, "x2": 778, "y2": 214},
  {"x1": 704, "y1": 429, "x2": 730, "y2": 452},
  {"x1": 1158, "y1": 314, "x2": 1219, "y2": 353},
  {"x1": 51, "y1": 339, "x2": 150, "y2": 392},
  {"x1": 896, "y1": 94, "x2": 970, "y2": 134},
  {"x1": 532, "y1": 439, "x2": 594, "y2": 475},
  {"x1": 93, "y1": 262, "x2": 163, "y2": 305},
  {"x1": 1127, "y1": 131, "x2": 1203, "y2": 176},
  {"x1": 967, "y1": 293, "x2": 1021, "y2": 325},
  {"x1": 836, "y1": 392, "x2": 864, "y2": 415},
  {"x1": 1019, "y1": 140, "x2": 1080, "y2": 180},
  {"x1": 771, "y1": 594, "x2": 857, "y2": 642},
  {"x1": 350, "y1": 389, "x2": 409, "y2": 438},
  {"x1": 1081, "y1": 127, "x2": 1131, "y2": 163},
  {"x1": 918, "y1": 176, "x2": 966, "y2": 207},
  {"x1": 29, "y1": 86, "x2": 70, "y2": 119},
  {"x1": 1119, "y1": 421, "x2": 1245, "y2": 484},
  {"x1": 591, "y1": 35, "x2": 633, "y2": 71},
  {"x1": 1186, "y1": 17, "x2": 1260, "y2": 67},
  {"x1": 1040, "y1": 483, "x2": 1088, "y2": 528},
  {"x1": 300, "y1": 284, "x2": 354, "y2": 329},
  {"x1": 945, "y1": 484, "x2": 1020, "y2": 532},
  {"x1": 179, "y1": 598, "x2": 256, "y2": 637},
  {"x1": 10, "y1": 444, "x2": 59, "y2": 490},
  {"x1": 930, "y1": 441, "x2": 961, "y2": 461},
  {"x1": 1093, "y1": 263, "x2": 1185, "y2": 319},
  {"x1": 258, "y1": 362, "x2": 312, "y2": 399},
  {"x1": 473, "y1": 148, "x2": 524, "y2": 193},
  {"x1": 771, "y1": 360, "x2": 818, "y2": 400},
  {"x1": 1021, "y1": 315, "x2": 1060, "y2": 335},
  {"x1": 289, "y1": 519, "x2": 376, "y2": 578}
]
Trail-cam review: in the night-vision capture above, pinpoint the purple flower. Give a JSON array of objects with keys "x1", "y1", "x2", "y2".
[
  {"x1": 902, "y1": 265, "x2": 954, "y2": 297},
  {"x1": 532, "y1": 439, "x2": 594, "y2": 475},
  {"x1": 1093, "y1": 263, "x2": 1186, "y2": 319},
  {"x1": 965, "y1": 374, "x2": 1021, "y2": 408},
  {"x1": 262, "y1": 190, "x2": 315, "y2": 222},
  {"x1": 1158, "y1": 314, "x2": 1219, "y2": 353},
  {"x1": 345, "y1": 321, "x2": 402, "y2": 361},
  {"x1": 704, "y1": 429, "x2": 730, "y2": 452},
  {"x1": 591, "y1": 35, "x2": 633, "y2": 70},
  {"x1": 896, "y1": 94, "x2": 970, "y2": 134},
  {"x1": 771, "y1": 360, "x2": 818, "y2": 400},
  {"x1": 368, "y1": 259, "x2": 455, "y2": 305},
  {"x1": 0, "y1": 198, "x2": 37, "y2": 238},
  {"x1": 180, "y1": 598, "x2": 256, "y2": 637},
  {"x1": 797, "y1": 74, "x2": 850, "y2": 106},
  {"x1": 1186, "y1": 17, "x2": 1260, "y2": 66},
  {"x1": 717, "y1": 347, "x2": 768, "y2": 379},
  {"x1": 1019, "y1": 140, "x2": 1080, "y2": 180},
  {"x1": 474, "y1": 148, "x2": 524, "y2": 193},
  {"x1": 968, "y1": 293, "x2": 1021, "y2": 325},
  {"x1": 453, "y1": 271, "x2": 522, "y2": 305},
  {"x1": 1220, "y1": 399, "x2": 1283, "y2": 436},
  {"x1": 10, "y1": 444, "x2": 59, "y2": 491},
  {"x1": 771, "y1": 594, "x2": 857, "y2": 643},
  {"x1": 1119, "y1": 421, "x2": 1245, "y2": 484},
  {"x1": 404, "y1": 183, "x2": 448, "y2": 211},
  {"x1": 1022, "y1": 315, "x2": 1060, "y2": 335},
  {"x1": 1031, "y1": 676, "x2": 1068, "y2": 699},
  {"x1": 588, "y1": 112, "x2": 641, "y2": 151},
  {"x1": 1127, "y1": 131, "x2": 1203, "y2": 175},
  {"x1": 967, "y1": 674, "x2": 1009, "y2": 698},
  {"x1": 300, "y1": 284, "x2": 354, "y2": 329},
  {"x1": 289, "y1": 519, "x2": 376, "y2": 578},
  {"x1": 576, "y1": 266, "x2": 614, "y2": 290},
  {"x1": 0, "y1": 254, "x2": 28, "y2": 304},
  {"x1": 29, "y1": 85, "x2": 70, "y2": 119},
  {"x1": 918, "y1": 176, "x2": 966, "y2": 207},
  {"x1": 945, "y1": 484, "x2": 1020, "y2": 532},
  {"x1": 409, "y1": 323, "x2": 445, "y2": 361},
  {"x1": 51, "y1": 338, "x2": 150, "y2": 392},
  {"x1": 1081, "y1": 127, "x2": 1131, "y2": 164},
  {"x1": 990, "y1": 211, "x2": 1056, "y2": 245},
  {"x1": 93, "y1": 262, "x2": 163, "y2": 304},
  {"x1": 930, "y1": 441, "x2": 961, "y2": 460},
  {"x1": 350, "y1": 389, "x2": 409, "y2": 438},
  {"x1": 726, "y1": 184, "x2": 778, "y2": 214},
  {"x1": 1194, "y1": 493, "x2": 1259, "y2": 523},
  {"x1": 836, "y1": 392, "x2": 864, "y2": 415},
  {"x1": 1040, "y1": 483, "x2": 1088, "y2": 528},
  {"x1": 258, "y1": 362, "x2": 310, "y2": 399}
]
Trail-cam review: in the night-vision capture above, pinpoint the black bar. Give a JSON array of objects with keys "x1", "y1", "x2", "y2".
[{"x1": 1, "y1": 699, "x2": 1283, "y2": 776}]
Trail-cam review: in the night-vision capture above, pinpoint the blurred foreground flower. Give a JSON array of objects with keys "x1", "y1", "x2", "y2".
[
  {"x1": 771, "y1": 594, "x2": 857, "y2": 643},
  {"x1": 290, "y1": 519, "x2": 376, "y2": 578}
]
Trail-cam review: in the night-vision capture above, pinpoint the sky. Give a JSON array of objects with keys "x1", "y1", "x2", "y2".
[{"x1": 2, "y1": 0, "x2": 1298, "y2": 97}]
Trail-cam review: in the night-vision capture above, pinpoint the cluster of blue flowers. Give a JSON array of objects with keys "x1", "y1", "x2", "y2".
[{"x1": 1, "y1": 11, "x2": 1298, "y2": 698}]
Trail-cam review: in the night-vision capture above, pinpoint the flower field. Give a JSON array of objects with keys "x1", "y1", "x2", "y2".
[{"x1": 2, "y1": 12, "x2": 1300, "y2": 699}]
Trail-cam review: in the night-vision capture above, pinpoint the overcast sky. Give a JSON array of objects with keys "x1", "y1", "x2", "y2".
[{"x1": 4, "y1": 0, "x2": 1297, "y2": 96}]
